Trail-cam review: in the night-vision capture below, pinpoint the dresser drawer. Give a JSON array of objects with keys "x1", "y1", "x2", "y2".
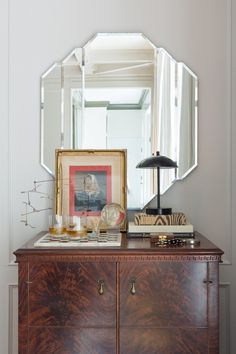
[
  {"x1": 120, "y1": 328, "x2": 208, "y2": 354},
  {"x1": 28, "y1": 327, "x2": 116, "y2": 354}
]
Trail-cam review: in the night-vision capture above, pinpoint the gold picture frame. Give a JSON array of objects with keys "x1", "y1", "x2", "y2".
[{"x1": 55, "y1": 149, "x2": 127, "y2": 231}]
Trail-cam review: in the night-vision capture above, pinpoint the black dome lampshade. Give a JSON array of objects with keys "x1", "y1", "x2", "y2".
[{"x1": 136, "y1": 151, "x2": 178, "y2": 215}]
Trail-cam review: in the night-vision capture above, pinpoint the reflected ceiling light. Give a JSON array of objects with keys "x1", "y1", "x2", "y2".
[{"x1": 136, "y1": 151, "x2": 177, "y2": 215}]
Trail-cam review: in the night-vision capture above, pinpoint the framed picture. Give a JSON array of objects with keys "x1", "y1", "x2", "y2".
[{"x1": 55, "y1": 149, "x2": 127, "y2": 231}]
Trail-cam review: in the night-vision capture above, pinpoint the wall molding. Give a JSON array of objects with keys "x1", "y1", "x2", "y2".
[
  {"x1": 8, "y1": 0, "x2": 14, "y2": 264},
  {"x1": 219, "y1": 282, "x2": 230, "y2": 354},
  {"x1": 8, "y1": 284, "x2": 18, "y2": 354},
  {"x1": 226, "y1": 0, "x2": 233, "y2": 263}
]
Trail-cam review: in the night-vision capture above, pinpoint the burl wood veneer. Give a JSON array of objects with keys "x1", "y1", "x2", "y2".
[{"x1": 15, "y1": 232, "x2": 223, "y2": 354}]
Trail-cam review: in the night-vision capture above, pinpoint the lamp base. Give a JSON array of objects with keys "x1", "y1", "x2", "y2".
[{"x1": 146, "y1": 208, "x2": 172, "y2": 215}]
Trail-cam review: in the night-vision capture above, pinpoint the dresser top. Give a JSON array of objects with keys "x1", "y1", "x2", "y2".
[{"x1": 14, "y1": 232, "x2": 223, "y2": 261}]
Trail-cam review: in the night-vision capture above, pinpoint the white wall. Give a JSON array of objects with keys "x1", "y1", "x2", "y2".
[{"x1": 0, "y1": 0, "x2": 235, "y2": 352}]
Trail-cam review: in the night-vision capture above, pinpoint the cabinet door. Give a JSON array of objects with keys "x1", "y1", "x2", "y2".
[
  {"x1": 28, "y1": 261, "x2": 117, "y2": 354},
  {"x1": 120, "y1": 261, "x2": 208, "y2": 354}
]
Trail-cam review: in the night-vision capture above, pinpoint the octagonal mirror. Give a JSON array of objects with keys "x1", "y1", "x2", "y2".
[{"x1": 41, "y1": 33, "x2": 198, "y2": 209}]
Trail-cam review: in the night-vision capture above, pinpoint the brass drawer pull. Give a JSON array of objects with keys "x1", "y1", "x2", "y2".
[
  {"x1": 98, "y1": 280, "x2": 105, "y2": 295},
  {"x1": 130, "y1": 278, "x2": 136, "y2": 295}
]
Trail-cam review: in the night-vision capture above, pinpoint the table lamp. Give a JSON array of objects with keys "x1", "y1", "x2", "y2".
[{"x1": 136, "y1": 151, "x2": 177, "y2": 215}]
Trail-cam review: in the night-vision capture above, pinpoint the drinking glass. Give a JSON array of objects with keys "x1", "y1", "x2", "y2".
[
  {"x1": 65, "y1": 215, "x2": 87, "y2": 237},
  {"x1": 48, "y1": 214, "x2": 64, "y2": 235}
]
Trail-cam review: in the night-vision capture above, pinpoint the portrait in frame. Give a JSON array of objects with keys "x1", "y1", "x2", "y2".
[{"x1": 55, "y1": 149, "x2": 127, "y2": 231}]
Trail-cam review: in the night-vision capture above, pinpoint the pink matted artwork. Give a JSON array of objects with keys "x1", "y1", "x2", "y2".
[{"x1": 69, "y1": 165, "x2": 111, "y2": 216}]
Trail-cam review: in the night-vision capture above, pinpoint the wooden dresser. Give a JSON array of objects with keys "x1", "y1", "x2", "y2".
[{"x1": 14, "y1": 232, "x2": 223, "y2": 354}]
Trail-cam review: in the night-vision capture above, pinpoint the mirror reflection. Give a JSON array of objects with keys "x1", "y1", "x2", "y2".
[{"x1": 41, "y1": 33, "x2": 198, "y2": 209}]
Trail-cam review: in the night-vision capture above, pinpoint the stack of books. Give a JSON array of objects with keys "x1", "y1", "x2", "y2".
[
  {"x1": 128, "y1": 221, "x2": 194, "y2": 236},
  {"x1": 128, "y1": 212, "x2": 194, "y2": 237}
]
